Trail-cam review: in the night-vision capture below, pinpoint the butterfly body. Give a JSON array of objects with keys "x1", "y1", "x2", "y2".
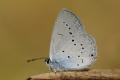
[{"x1": 46, "y1": 8, "x2": 97, "y2": 72}]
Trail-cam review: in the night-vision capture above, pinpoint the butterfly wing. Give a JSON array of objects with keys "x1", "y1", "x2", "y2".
[
  {"x1": 49, "y1": 8, "x2": 97, "y2": 70},
  {"x1": 49, "y1": 8, "x2": 85, "y2": 60},
  {"x1": 51, "y1": 33, "x2": 97, "y2": 70}
]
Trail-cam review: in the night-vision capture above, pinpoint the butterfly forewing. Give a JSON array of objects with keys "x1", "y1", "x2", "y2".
[{"x1": 50, "y1": 8, "x2": 85, "y2": 59}]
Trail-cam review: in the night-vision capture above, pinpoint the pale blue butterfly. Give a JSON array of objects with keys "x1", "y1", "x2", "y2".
[{"x1": 28, "y1": 8, "x2": 97, "y2": 72}]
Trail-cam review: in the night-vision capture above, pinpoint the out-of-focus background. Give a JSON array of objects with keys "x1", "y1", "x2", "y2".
[{"x1": 0, "y1": 0, "x2": 120, "y2": 80}]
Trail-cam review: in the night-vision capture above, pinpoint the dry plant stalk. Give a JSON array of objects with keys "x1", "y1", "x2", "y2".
[{"x1": 27, "y1": 69, "x2": 120, "y2": 80}]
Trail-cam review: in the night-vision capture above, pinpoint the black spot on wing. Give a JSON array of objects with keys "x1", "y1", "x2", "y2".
[
  {"x1": 91, "y1": 54, "x2": 94, "y2": 57},
  {"x1": 80, "y1": 44, "x2": 83, "y2": 46},
  {"x1": 66, "y1": 24, "x2": 68, "y2": 26},
  {"x1": 82, "y1": 47, "x2": 84, "y2": 49},
  {"x1": 78, "y1": 55, "x2": 80, "y2": 57},
  {"x1": 69, "y1": 32, "x2": 72, "y2": 35},
  {"x1": 82, "y1": 59, "x2": 83, "y2": 63},
  {"x1": 63, "y1": 22, "x2": 70, "y2": 28},
  {"x1": 74, "y1": 44, "x2": 76, "y2": 46},
  {"x1": 68, "y1": 56, "x2": 70, "y2": 58},
  {"x1": 72, "y1": 39, "x2": 74, "y2": 42},
  {"x1": 62, "y1": 51, "x2": 64, "y2": 52}
]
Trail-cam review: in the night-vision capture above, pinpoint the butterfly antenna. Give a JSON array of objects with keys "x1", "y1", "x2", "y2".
[{"x1": 27, "y1": 57, "x2": 46, "y2": 63}]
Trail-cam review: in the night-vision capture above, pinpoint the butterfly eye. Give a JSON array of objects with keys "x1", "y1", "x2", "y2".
[
  {"x1": 45, "y1": 58, "x2": 50, "y2": 64},
  {"x1": 62, "y1": 51, "x2": 64, "y2": 52}
]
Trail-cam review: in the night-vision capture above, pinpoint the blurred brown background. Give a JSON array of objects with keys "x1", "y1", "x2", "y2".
[{"x1": 0, "y1": 0, "x2": 120, "y2": 80}]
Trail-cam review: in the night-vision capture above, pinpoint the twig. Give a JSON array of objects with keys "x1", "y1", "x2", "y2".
[{"x1": 27, "y1": 69, "x2": 120, "y2": 80}]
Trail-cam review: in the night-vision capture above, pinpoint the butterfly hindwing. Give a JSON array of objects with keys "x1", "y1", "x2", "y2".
[{"x1": 51, "y1": 33, "x2": 96, "y2": 69}]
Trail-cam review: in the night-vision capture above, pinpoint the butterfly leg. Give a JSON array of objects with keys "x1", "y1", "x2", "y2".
[{"x1": 48, "y1": 66, "x2": 53, "y2": 79}]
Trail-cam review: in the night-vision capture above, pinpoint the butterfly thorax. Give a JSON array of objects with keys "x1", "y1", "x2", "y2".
[{"x1": 44, "y1": 58, "x2": 65, "y2": 72}]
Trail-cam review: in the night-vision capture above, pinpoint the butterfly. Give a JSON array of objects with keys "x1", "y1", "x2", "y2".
[{"x1": 27, "y1": 8, "x2": 97, "y2": 72}]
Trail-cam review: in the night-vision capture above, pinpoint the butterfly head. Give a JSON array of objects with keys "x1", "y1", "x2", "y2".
[{"x1": 44, "y1": 58, "x2": 51, "y2": 64}]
